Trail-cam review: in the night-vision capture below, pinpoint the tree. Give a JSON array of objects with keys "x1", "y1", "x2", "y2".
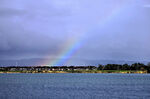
[
  {"x1": 131, "y1": 63, "x2": 145, "y2": 70},
  {"x1": 97, "y1": 64, "x2": 104, "y2": 70},
  {"x1": 147, "y1": 62, "x2": 150, "y2": 73},
  {"x1": 122, "y1": 64, "x2": 130, "y2": 70}
]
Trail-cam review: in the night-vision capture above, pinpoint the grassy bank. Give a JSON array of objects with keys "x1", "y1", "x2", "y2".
[
  {"x1": 65, "y1": 70, "x2": 147, "y2": 74},
  {"x1": 0, "y1": 70, "x2": 148, "y2": 74}
]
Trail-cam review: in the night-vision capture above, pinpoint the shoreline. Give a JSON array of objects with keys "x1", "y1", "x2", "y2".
[{"x1": 0, "y1": 70, "x2": 148, "y2": 74}]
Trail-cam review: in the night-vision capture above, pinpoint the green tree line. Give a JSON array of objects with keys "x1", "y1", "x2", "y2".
[{"x1": 98, "y1": 62, "x2": 150, "y2": 73}]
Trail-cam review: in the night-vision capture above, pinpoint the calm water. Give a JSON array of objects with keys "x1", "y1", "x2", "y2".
[{"x1": 0, "y1": 73, "x2": 150, "y2": 99}]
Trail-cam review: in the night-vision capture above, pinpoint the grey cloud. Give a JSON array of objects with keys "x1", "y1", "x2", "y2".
[
  {"x1": 0, "y1": 0, "x2": 150, "y2": 65},
  {"x1": 0, "y1": 8, "x2": 24, "y2": 17}
]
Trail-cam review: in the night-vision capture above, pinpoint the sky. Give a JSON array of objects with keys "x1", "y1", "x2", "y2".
[{"x1": 0, "y1": 0, "x2": 150, "y2": 66}]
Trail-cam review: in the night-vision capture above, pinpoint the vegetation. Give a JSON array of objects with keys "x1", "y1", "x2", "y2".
[{"x1": 0, "y1": 62, "x2": 150, "y2": 74}]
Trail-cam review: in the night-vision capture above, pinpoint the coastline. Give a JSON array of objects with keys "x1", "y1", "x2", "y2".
[{"x1": 0, "y1": 70, "x2": 148, "y2": 74}]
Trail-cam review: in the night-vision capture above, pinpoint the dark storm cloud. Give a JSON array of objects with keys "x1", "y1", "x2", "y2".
[
  {"x1": 0, "y1": 0, "x2": 71, "y2": 60},
  {"x1": 0, "y1": 8, "x2": 23, "y2": 17},
  {"x1": 0, "y1": 0, "x2": 150, "y2": 65}
]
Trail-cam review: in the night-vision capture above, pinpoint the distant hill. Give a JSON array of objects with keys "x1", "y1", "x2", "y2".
[{"x1": 0, "y1": 58, "x2": 149, "y2": 66}]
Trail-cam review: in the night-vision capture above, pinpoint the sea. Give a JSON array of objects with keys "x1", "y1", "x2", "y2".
[{"x1": 0, "y1": 73, "x2": 150, "y2": 99}]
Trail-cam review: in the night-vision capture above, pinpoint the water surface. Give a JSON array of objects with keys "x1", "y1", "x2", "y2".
[{"x1": 0, "y1": 73, "x2": 150, "y2": 99}]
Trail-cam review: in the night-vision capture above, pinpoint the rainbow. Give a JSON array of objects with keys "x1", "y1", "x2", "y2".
[
  {"x1": 43, "y1": 5, "x2": 126, "y2": 66},
  {"x1": 49, "y1": 34, "x2": 85, "y2": 66}
]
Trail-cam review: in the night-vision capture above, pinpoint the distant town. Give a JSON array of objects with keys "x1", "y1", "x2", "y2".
[{"x1": 0, "y1": 63, "x2": 150, "y2": 74}]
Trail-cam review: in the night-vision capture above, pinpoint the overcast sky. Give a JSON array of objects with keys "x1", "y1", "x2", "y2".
[{"x1": 0, "y1": 0, "x2": 150, "y2": 66}]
